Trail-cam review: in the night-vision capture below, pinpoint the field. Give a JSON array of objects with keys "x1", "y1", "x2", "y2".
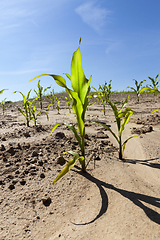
[{"x1": 0, "y1": 93, "x2": 160, "y2": 240}]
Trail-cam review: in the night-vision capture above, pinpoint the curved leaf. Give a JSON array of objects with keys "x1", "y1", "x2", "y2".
[
  {"x1": 28, "y1": 74, "x2": 50, "y2": 83},
  {"x1": 53, "y1": 155, "x2": 80, "y2": 184},
  {"x1": 92, "y1": 121, "x2": 119, "y2": 143},
  {"x1": 152, "y1": 108, "x2": 160, "y2": 113},
  {"x1": 118, "y1": 107, "x2": 132, "y2": 118},
  {"x1": 119, "y1": 110, "x2": 133, "y2": 136},
  {"x1": 122, "y1": 134, "x2": 140, "y2": 154},
  {"x1": 0, "y1": 89, "x2": 8, "y2": 95},
  {"x1": 50, "y1": 122, "x2": 64, "y2": 135},
  {"x1": 119, "y1": 95, "x2": 130, "y2": 113},
  {"x1": 64, "y1": 123, "x2": 82, "y2": 148}
]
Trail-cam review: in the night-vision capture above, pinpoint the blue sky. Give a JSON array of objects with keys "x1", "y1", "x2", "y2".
[{"x1": 0, "y1": 0, "x2": 160, "y2": 101}]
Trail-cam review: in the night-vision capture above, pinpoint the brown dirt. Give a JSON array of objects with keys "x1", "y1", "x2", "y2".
[{"x1": 0, "y1": 93, "x2": 160, "y2": 240}]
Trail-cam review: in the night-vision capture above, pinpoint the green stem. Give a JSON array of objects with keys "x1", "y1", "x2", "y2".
[
  {"x1": 81, "y1": 136, "x2": 86, "y2": 172},
  {"x1": 119, "y1": 136, "x2": 122, "y2": 160}
]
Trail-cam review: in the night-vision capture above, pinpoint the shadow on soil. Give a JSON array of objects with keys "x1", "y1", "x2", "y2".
[
  {"x1": 123, "y1": 158, "x2": 160, "y2": 169},
  {"x1": 72, "y1": 167, "x2": 160, "y2": 226}
]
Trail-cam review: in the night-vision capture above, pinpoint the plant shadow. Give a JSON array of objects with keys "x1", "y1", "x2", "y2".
[
  {"x1": 72, "y1": 166, "x2": 160, "y2": 226},
  {"x1": 123, "y1": 158, "x2": 160, "y2": 169}
]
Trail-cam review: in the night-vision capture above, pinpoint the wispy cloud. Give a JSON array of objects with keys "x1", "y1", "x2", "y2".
[
  {"x1": 75, "y1": 1, "x2": 112, "y2": 33},
  {"x1": 105, "y1": 41, "x2": 122, "y2": 54},
  {"x1": 0, "y1": 68, "x2": 50, "y2": 76},
  {"x1": 0, "y1": 0, "x2": 37, "y2": 33}
]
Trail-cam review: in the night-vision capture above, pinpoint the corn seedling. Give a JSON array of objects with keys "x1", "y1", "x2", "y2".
[
  {"x1": 87, "y1": 93, "x2": 97, "y2": 111},
  {"x1": 30, "y1": 103, "x2": 49, "y2": 126},
  {"x1": 34, "y1": 80, "x2": 51, "y2": 109},
  {"x1": 127, "y1": 79, "x2": 149, "y2": 102},
  {"x1": 0, "y1": 89, "x2": 8, "y2": 115},
  {"x1": 29, "y1": 39, "x2": 92, "y2": 183},
  {"x1": 56, "y1": 98, "x2": 60, "y2": 114},
  {"x1": 47, "y1": 90, "x2": 62, "y2": 114},
  {"x1": 92, "y1": 80, "x2": 112, "y2": 115},
  {"x1": 13, "y1": 90, "x2": 33, "y2": 127},
  {"x1": 65, "y1": 95, "x2": 72, "y2": 113},
  {"x1": 147, "y1": 74, "x2": 160, "y2": 95},
  {"x1": 47, "y1": 89, "x2": 56, "y2": 110},
  {"x1": 93, "y1": 96, "x2": 137, "y2": 159},
  {"x1": 1, "y1": 98, "x2": 8, "y2": 115}
]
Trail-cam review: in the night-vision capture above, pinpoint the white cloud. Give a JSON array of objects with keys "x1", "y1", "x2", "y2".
[
  {"x1": 75, "y1": 1, "x2": 111, "y2": 32},
  {"x1": 0, "y1": 68, "x2": 49, "y2": 75},
  {"x1": 0, "y1": 0, "x2": 37, "y2": 33}
]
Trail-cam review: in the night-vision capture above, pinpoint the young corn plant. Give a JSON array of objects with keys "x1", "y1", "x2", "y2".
[
  {"x1": 29, "y1": 39, "x2": 92, "y2": 183},
  {"x1": 13, "y1": 90, "x2": 33, "y2": 127},
  {"x1": 30, "y1": 103, "x2": 49, "y2": 126},
  {"x1": 93, "y1": 96, "x2": 137, "y2": 160},
  {"x1": 55, "y1": 98, "x2": 60, "y2": 114},
  {"x1": 47, "y1": 90, "x2": 62, "y2": 114},
  {"x1": 0, "y1": 89, "x2": 8, "y2": 115},
  {"x1": 92, "y1": 80, "x2": 112, "y2": 115},
  {"x1": 147, "y1": 74, "x2": 160, "y2": 95},
  {"x1": 1, "y1": 98, "x2": 8, "y2": 115},
  {"x1": 86, "y1": 93, "x2": 97, "y2": 111},
  {"x1": 34, "y1": 80, "x2": 51, "y2": 109},
  {"x1": 127, "y1": 79, "x2": 149, "y2": 102},
  {"x1": 65, "y1": 95, "x2": 72, "y2": 113},
  {"x1": 47, "y1": 89, "x2": 56, "y2": 110}
]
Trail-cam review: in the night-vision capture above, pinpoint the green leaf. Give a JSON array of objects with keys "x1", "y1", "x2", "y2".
[
  {"x1": 50, "y1": 122, "x2": 64, "y2": 135},
  {"x1": 119, "y1": 110, "x2": 133, "y2": 136},
  {"x1": 50, "y1": 75, "x2": 67, "y2": 88},
  {"x1": 118, "y1": 107, "x2": 132, "y2": 118},
  {"x1": 66, "y1": 150, "x2": 84, "y2": 165},
  {"x1": 53, "y1": 155, "x2": 80, "y2": 184},
  {"x1": 139, "y1": 87, "x2": 150, "y2": 94},
  {"x1": 122, "y1": 134, "x2": 140, "y2": 154},
  {"x1": 17, "y1": 108, "x2": 26, "y2": 118},
  {"x1": 71, "y1": 46, "x2": 91, "y2": 105},
  {"x1": 119, "y1": 95, "x2": 130, "y2": 113},
  {"x1": 152, "y1": 108, "x2": 160, "y2": 113},
  {"x1": 26, "y1": 90, "x2": 32, "y2": 99},
  {"x1": 64, "y1": 123, "x2": 82, "y2": 148},
  {"x1": 0, "y1": 89, "x2": 8, "y2": 95},
  {"x1": 107, "y1": 99, "x2": 120, "y2": 130},
  {"x1": 50, "y1": 122, "x2": 82, "y2": 148},
  {"x1": 92, "y1": 121, "x2": 119, "y2": 143},
  {"x1": 28, "y1": 74, "x2": 50, "y2": 82}
]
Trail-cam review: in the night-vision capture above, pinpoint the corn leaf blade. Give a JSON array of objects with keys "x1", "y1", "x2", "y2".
[
  {"x1": 92, "y1": 121, "x2": 119, "y2": 143},
  {"x1": 119, "y1": 110, "x2": 133, "y2": 136},
  {"x1": 53, "y1": 155, "x2": 80, "y2": 184}
]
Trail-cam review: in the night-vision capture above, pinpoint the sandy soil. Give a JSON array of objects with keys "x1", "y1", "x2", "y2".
[{"x1": 0, "y1": 93, "x2": 160, "y2": 240}]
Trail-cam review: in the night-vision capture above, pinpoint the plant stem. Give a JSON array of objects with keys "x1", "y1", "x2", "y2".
[
  {"x1": 81, "y1": 137, "x2": 86, "y2": 172},
  {"x1": 119, "y1": 137, "x2": 122, "y2": 159}
]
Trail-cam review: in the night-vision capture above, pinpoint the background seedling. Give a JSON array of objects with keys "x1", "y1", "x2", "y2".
[
  {"x1": 127, "y1": 79, "x2": 149, "y2": 102},
  {"x1": 47, "y1": 89, "x2": 56, "y2": 110},
  {"x1": 34, "y1": 80, "x2": 51, "y2": 109},
  {"x1": 93, "y1": 96, "x2": 137, "y2": 159},
  {"x1": 13, "y1": 90, "x2": 33, "y2": 127},
  {"x1": 65, "y1": 94, "x2": 72, "y2": 113},
  {"x1": 30, "y1": 103, "x2": 49, "y2": 126},
  {"x1": 147, "y1": 74, "x2": 160, "y2": 95},
  {"x1": 92, "y1": 80, "x2": 112, "y2": 115},
  {"x1": 1, "y1": 98, "x2": 8, "y2": 115}
]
